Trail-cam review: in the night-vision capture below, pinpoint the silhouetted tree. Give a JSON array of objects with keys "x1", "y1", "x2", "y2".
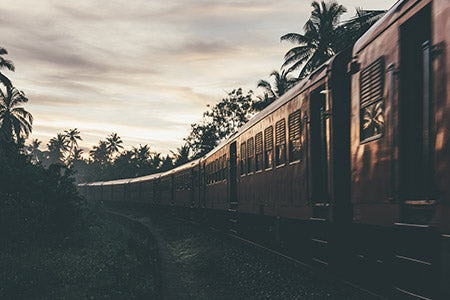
[
  {"x1": 160, "y1": 155, "x2": 173, "y2": 171},
  {"x1": 151, "y1": 152, "x2": 162, "y2": 170},
  {"x1": 333, "y1": 8, "x2": 385, "y2": 51},
  {"x1": 89, "y1": 141, "x2": 109, "y2": 165},
  {"x1": 0, "y1": 47, "x2": 14, "y2": 88},
  {"x1": 27, "y1": 139, "x2": 42, "y2": 163},
  {"x1": 281, "y1": 1, "x2": 384, "y2": 79},
  {"x1": 257, "y1": 70, "x2": 297, "y2": 100},
  {"x1": 281, "y1": 1, "x2": 347, "y2": 78},
  {"x1": 171, "y1": 144, "x2": 190, "y2": 166},
  {"x1": 47, "y1": 133, "x2": 69, "y2": 165},
  {"x1": 0, "y1": 85, "x2": 33, "y2": 143},
  {"x1": 186, "y1": 88, "x2": 254, "y2": 158},
  {"x1": 64, "y1": 128, "x2": 82, "y2": 155},
  {"x1": 106, "y1": 132, "x2": 123, "y2": 157}
]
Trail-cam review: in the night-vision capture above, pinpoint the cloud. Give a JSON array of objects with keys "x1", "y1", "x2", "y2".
[{"x1": 1, "y1": 0, "x2": 395, "y2": 155}]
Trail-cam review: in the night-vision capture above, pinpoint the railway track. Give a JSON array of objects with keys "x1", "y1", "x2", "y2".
[{"x1": 107, "y1": 206, "x2": 383, "y2": 299}]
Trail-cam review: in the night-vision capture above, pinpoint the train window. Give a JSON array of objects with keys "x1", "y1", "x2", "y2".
[
  {"x1": 214, "y1": 159, "x2": 219, "y2": 182},
  {"x1": 222, "y1": 154, "x2": 227, "y2": 180},
  {"x1": 207, "y1": 164, "x2": 211, "y2": 184},
  {"x1": 264, "y1": 126, "x2": 274, "y2": 169},
  {"x1": 289, "y1": 110, "x2": 302, "y2": 162},
  {"x1": 360, "y1": 57, "x2": 385, "y2": 143},
  {"x1": 275, "y1": 119, "x2": 287, "y2": 166},
  {"x1": 247, "y1": 137, "x2": 254, "y2": 174},
  {"x1": 240, "y1": 141, "x2": 246, "y2": 175},
  {"x1": 255, "y1": 132, "x2": 263, "y2": 171}
]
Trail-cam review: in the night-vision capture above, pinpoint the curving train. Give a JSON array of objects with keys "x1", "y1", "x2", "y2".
[{"x1": 79, "y1": 0, "x2": 450, "y2": 298}]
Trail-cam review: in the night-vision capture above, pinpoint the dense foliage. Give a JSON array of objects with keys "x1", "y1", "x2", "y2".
[{"x1": 0, "y1": 141, "x2": 85, "y2": 245}]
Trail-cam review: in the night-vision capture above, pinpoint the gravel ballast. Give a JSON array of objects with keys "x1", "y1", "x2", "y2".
[{"x1": 113, "y1": 207, "x2": 379, "y2": 300}]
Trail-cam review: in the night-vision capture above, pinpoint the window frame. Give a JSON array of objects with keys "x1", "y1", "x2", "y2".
[
  {"x1": 264, "y1": 126, "x2": 274, "y2": 170},
  {"x1": 288, "y1": 110, "x2": 302, "y2": 163},
  {"x1": 359, "y1": 56, "x2": 385, "y2": 144},
  {"x1": 275, "y1": 119, "x2": 287, "y2": 167},
  {"x1": 255, "y1": 132, "x2": 263, "y2": 172}
]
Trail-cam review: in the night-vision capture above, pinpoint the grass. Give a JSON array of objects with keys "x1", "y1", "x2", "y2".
[{"x1": 0, "y1": 213, "x2": 161, "y2": 300}]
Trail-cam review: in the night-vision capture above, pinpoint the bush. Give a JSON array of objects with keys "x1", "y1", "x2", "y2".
[{"x1": 0, "y1": 142, "x2": 86, "y2": 246}]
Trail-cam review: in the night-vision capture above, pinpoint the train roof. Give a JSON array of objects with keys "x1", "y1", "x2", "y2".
[
  {"x1": 354, "y1": 0, "x2": 405, "y2": 55},
  {"x1": 129, "y1": 172, "x2": 161, "y2": 183},
  {"x1": 163, "y1": 158, "x2": 201, "y2": 176}
]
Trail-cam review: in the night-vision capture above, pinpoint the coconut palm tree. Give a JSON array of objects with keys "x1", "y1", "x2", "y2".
[
  {"x1": 0, "y1": 47, "x2": 14, "y2": 87},
  {"x1": 151, "y1": 152, "x2": 162, "y2": 169},
  {"x1": 257, "y1": 69, "x2": 298, "y2": 102},
  {"x1": 171, "y1": 144, "x2": 190, "y2": 167},
  {"x1": 27, "y1": 138, "x2": 42, "y2": 163},
  {"x1": 281, "y1": 1, "x2": 347, "y2": 78},
  {"x1": 160, "y1": 155, "x2": 174, "y2": 171},
  {"x1": 90, "y1": 141, "x2": 109, "y2": 165},
  {"x1": 64, "y1": 128, "x2": 82, "y2": 154},
  {"x1": 71, "y1": 147, "x2": 84, "y2": 161},
  {"x1": 47, "y1": 133, "x2": 69, "y2": 164},
  {"x1": 132, "y1": 144, "x2": 151, "y2": 166},
  {"x1": 106, "y1": 132, "x2": 123, "y2": 156},
  {"x1": 0, "y1": 86, "x2": 33, "y2": 143},
  {"x1": 333, "y1": 8, "x2": 385, "y2": 51}
]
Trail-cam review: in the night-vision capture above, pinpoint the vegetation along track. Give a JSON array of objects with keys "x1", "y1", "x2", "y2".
[{"x1": 107, "y1": 206, "x2": 381, "y2": 300}]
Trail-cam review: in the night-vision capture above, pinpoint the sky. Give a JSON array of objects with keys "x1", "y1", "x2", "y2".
[{"x1": 0, "y1": 0, "x2": 395, "y2": 155}]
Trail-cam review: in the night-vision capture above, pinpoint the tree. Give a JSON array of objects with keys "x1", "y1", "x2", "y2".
[
  {"x1": 151, "y1": 152, "x2": 162, "y2": 170},
  {"x1": 89, "y1": 140, "x2": 109, "y2": 165},
  {"x1": 171, "y1": 144, "x2": 190, "y2": 167},
  {"x1": 281, "y1": 1, "x2": 385, "y2": 79},
  {"x1": 257, "y1": 70, "x2": 297, "y2": 100},
  {"x1": 0, "y1": 47, "x2": 14, "y2": 88},
  {"x1": 27, "y1": 139, "x2": 42, "y2": 163},
  {"x1": 129, "y1": 144, "x2": 154, "y2": 176},
  {"x1": 0, "y1": 85, "x2": 33, "y2": 143},
  {"x1": 255, "y1": 69, "x2": 298, "y2": 111},
  {"x1": 47, "y1": 133, "x2": 69, "y2": 164},
  {"x1": 281, "y1": 1, "x2": 347, "y2": 78},
  {"x1": 333, "y1": 8, "x2": 385, "y2": 51},
  {"x1": 186, "y1": 88, "x2": 254, "y2": 158},
  {"x1": 64, "y1": 128, "x2": 82, "y2": 154},
  {"x1": 106, "y1": 132, "x2": 123, "y2": 156},
  {"x1": 160, "y1": 155, "x2": 173, "y2": 171}
]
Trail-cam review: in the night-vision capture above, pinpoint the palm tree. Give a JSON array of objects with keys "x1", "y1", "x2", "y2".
[
  {"x1": 0, "y1": 47, "x2": 14, "y2": 87},
  {"x1": 281, "y1": 1, "x2": 347, "y2": 78},
  {"x1": 0, "y1": 86, "x2": 33, "y2": 143},
  {"x1": 171, "y1": 144, "x2": 190, "y2": 166},
  {"x1": 27, "y1": 138, "x2": 42, "y2": 163},
  {"x1": 333, "y1": 8, "x2": 385, "y2": 51},
  {"x1": 132, "y1": 144, "x2": 151, "y2": 166},
  {"x1": 256, "y1": 69, "x2": 298, "y2": 106},
  {"x1": 160, "y1": 155, "x2": 174, "y2": 171},
  {"x1": 90, "y1": 141, "x2": 109, "y2": 165},
  {"x1": 47, "y1": 133, "x2": 69, "y2": 164},
  {"x1": 106, "y1": 132, "x2": 123, "y2": 156},
  {"x1": 64, "y1": 128, "x2": 82, "y2": 154},
  {"x1": 71, "y1": 147, "x2": 84, "y2": 161},
  {"x1": 151, "y1": 152, "x2": 162, "y2": 169}
]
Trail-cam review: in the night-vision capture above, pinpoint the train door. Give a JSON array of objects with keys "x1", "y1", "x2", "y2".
[
  {"x1": 399, "y1": 4, "x2": 435, "y2": 218},
  {"x1": 310, "y1": 86, "x2": 329, "y2": 219}
]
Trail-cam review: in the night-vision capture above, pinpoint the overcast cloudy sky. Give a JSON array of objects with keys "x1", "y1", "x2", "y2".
[{"x1": 0, "y1": 0, "x2": 394, "y2": 154}]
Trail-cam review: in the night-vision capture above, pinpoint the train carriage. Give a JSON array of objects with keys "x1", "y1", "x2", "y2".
[
  {"x1": 79, "y1": 0, "x2": 450, "y2": 297},
  {"x1": 348, "y1": 0, "x2": 450, "y2": 298}
]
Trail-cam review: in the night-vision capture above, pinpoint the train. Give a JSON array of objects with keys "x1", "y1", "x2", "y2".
[{"x1": 79, "y1": 0, "x2": 450, "y2": 298}]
